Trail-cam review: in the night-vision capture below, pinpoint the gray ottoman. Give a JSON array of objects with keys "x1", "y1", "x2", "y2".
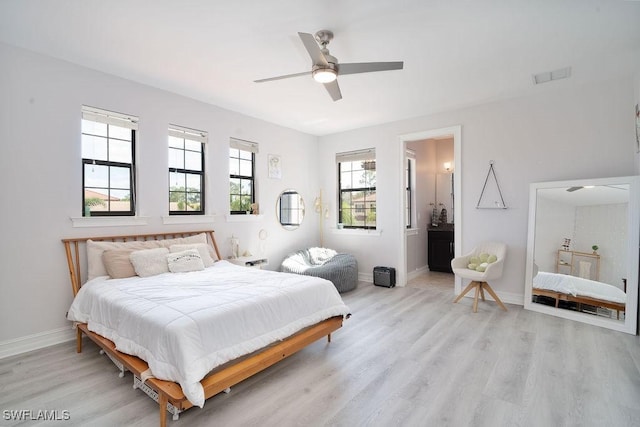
[{"x1": 280, "y1": 247, "x2": 358, "y2": 293}]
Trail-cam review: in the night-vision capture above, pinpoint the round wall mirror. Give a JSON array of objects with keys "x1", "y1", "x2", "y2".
[{"x1": 277, "y1": 189, "x2": 305, "y2": 230}]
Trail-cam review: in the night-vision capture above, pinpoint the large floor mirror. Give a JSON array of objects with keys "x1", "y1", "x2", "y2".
[{"x1": 524, "y1": 176, "x2": 640, "y2": 334}]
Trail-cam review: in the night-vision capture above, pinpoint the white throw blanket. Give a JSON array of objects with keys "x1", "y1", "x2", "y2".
[
  {"x1": 533, "y1": 271, "x2": 626, "y2": 304},
  {"x1": 67, "y1": 261, "x2": 350, "y2": 407}
]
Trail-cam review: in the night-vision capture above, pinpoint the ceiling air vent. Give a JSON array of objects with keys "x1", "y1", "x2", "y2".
[{"x1": 532, "y1": 67, "x2": 572, "y2": 85}]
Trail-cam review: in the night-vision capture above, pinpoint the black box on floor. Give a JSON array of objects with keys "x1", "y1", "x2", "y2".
[{"x1": 373, "y1": 266, "x2": 396, "y2": 288}]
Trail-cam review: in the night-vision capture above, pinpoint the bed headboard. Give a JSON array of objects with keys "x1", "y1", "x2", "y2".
[{"x1": 62, "y1": 230, "x2": 222, "y2": 296}]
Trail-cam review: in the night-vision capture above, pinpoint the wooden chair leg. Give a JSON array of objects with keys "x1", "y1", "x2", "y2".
[
  {"x1": 479, "y1": 286, "x2": 486, "y2": 301},
  {"x1": 482, "y1": 282, "x2": 508, "y2": 311},
  {"x1": 472, "y1": 283, "x2": 481, "y2": 313},
  {"x1": 454, "y1": 281, "x2": 478, "y2": 304}
]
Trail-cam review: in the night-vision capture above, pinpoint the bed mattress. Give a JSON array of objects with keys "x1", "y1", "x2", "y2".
[{"x1": 67, "y1": 260, "x2": 350, "y2": 407}]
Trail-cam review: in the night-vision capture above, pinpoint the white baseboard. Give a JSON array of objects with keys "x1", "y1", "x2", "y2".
[
  {"x1": 359, "y1": 272, "x2": 373, "y2": 283},
  {"x1": 0, "y1": 326, "x2": 75, "y2": 359},
  {"x1": 407, "y1": 266, "x2": 428, "y2": 281},
  {"x1": 499, "y1": 291, "x2": 525, "y2": 306}
]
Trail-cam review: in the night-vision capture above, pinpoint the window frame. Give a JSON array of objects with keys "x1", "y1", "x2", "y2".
[
  {"x1": 168, "y1": 126, "x2": 206, "y2": 215},
  {"x1": 81, "y1": 106, "x2": 137, "y2": 217},
  {"x1": 405, "y1": 152, "x2": 417, "y2": 229},
  {"x1": 337, "y1": 149, "x2": 377, "y2": 230},
  {"x1": 229, "y1": 138, "x2": 258, "y2": 214}
]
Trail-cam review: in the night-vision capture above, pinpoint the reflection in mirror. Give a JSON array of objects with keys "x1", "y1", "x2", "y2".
[
  {"x1": 524, "y1": 176, "x2": 640, "y2": 334},
  {"x1": 436, "y1": 173, "x2": 453, "y2": 224},
  {"x1": 277, "y1": 189, "x2": 305, "y2": 230}
]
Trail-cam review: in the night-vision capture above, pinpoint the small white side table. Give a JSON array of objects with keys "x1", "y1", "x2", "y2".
[{"x1": 228, "y1": 256, "x2": 269, "y2": 269}]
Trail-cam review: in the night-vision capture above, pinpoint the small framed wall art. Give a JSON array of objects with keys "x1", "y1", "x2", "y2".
[{"x1": 268, "y1": 154, "x2": 282, "y2": 179}]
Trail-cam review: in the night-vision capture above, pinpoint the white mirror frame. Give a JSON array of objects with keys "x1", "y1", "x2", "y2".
[
  {"x1": 524, "y1": 176, "x2": 640, "y2": 334},
  {"x1": 276, "y1": 189, "x2": 305, "y2": 231}
]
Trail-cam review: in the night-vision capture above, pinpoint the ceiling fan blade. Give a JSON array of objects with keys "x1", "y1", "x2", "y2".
[
  {"x1": 298, "y1": 32, "x2": 329, "y2": 66},
  {"x1": 604, "y1": 184, "x2": 627, "y2": 190},
  {"x1": 339, "y1": 61, "x2": 404, "y2": 75},
  {"x1": 323, "y1": 80, "x2": 342, "y2": 101},
  {"x1": 254, "y1": 71, "x2": 311, "y2": 83}
]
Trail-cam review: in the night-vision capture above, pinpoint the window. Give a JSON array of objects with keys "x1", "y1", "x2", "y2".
[
  {"x1": 229, "y1": 138, "x2": 258, "y2": 214},
  {"x1": 337, "y1": 149, "x2": 376, "y2": 229},
  {"x1": 405, "y1": 150, "x2": 416, "y2": 229},
  {"x1": 168, "y1": 125, "x2": 206, "y2": 215},
  {"x1": 81, "y1": 106, "x2": 137, "y2": 216}
]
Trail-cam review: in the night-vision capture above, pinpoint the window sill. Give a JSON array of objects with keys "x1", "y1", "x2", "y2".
[
  {"x1": 162, "y1": 214, "x2": 216, "y2": 225},
  {"x1": 225, "y1": 214, "x2": 264, "y2": 223},
  {"x1": 71, "y1": 216, "x2": 150, "y2": 228},
  {"x1": 331, "y1": 228, "x2": 382, "y2": 236},
  {"x1": 406, "y1": 228, "x2": 419, "y2": 236}
]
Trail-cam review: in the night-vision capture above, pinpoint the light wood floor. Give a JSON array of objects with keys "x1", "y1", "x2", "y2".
[{"x1": 2, "y1": 276, "x2": 640, "y2": 426}]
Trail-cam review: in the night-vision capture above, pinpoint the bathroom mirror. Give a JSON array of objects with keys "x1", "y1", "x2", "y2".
[
  {"x1": 277, "y1": 189, "x2": 305, "y2": 230},
  {"x1": 435, "y1": 172, "x2": 453, "y2": 224},
  {"x1": 524, "y1": 176, "x2": 640, "y2": 334}
]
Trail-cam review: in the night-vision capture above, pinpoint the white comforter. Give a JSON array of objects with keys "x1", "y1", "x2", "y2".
[
  {"x1": 533, "y1": 271, "x2": 626, "y2": 304},
  {"x1": 67, "y1": 260, "x2": 350, "y2": 407}
]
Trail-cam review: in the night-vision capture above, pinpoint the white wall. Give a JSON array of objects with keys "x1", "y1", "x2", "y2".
[
  {"x1": 534, "y1": 197, "x2": 575, "y2": 273},
  {"x1": 574, "y1": 203, "x2": 628, "y2": 288},
  {"x1": 0, "y1": 43, "x2": 320, "y2": 352},
  {"x1": 319, "y1": 74, "x2": 638, "y2": 304}
]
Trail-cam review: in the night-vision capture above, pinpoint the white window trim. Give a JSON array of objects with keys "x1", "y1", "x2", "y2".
[
  {"x1": 225, "y1": 214, "x2": 264, "y2": 222},
  {"x1": 82, "y1": 105, "x2": 138, "y2": 130},
  {"x1": 336, "y1": 148, "x2": 377, "y2": 230},
  {"x1": 405, "y1": 153, "x2": 417, "y2": 229},
  {"x1": 168, "y1": 125, "x2": 208, "y2": 144},
  {"x1": 71, "y1": 216, "x2": 149, "y2": 228},
  {"x1": 229, "y1": 138, "x2": 259, "y2": 214},
  {"x1": 331, "y1": 227, "x2": 382, "y2": 236},
  {"x1": 168, "y1": 124, "x2": 207, "y2": 215},
  {"x1": 162, "y1": 214, "x2": 216, "y2": 225},
  {"x1": 81, "y1": 105, "x2": 138, "y2": 217},
  {"x1": 230, "y1": 137, "x2": 259, "y2": 153}
]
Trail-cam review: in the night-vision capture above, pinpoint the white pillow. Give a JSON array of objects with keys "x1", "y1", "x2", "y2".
[
  {"x1": 159, "y1": 233, "x2": 208, "y2": 251},
  {"x1": 86, "y1": 233, "x2": 210, "y2": 280},
  {"x1": 167, "y1": 249, "x2": 205, "y2": 273},
  {"x1": 87, "y1": 239, "x2": 163, "y2": 280},
  {"x1": 129, "y1": 248, "x2": 170, "y2": 277},
  {"x1": 169, "y1": 243, "x2": 215, "y2": 267}
]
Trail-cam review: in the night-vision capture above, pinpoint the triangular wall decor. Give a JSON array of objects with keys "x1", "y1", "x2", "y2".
[{"x1": 476, "y1": 161, "x2": 507, "y2": 209}]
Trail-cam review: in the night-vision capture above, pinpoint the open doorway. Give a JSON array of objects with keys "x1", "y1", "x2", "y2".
[{"x1": 397, "y1": 126, "x2": 462, "y2": 294}]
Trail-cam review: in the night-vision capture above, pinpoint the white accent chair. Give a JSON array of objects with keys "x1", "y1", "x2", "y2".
[{"x1": 451, "y1": 241, "x2": 508, "y2": 312}]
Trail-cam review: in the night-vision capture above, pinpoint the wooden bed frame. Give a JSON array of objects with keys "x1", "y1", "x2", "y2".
[
  {"x1": 62, "y1": 230, "x2": 344, "y2": 427},
  {"x1": 532, "y1": 287, "x2": 625, "y2": 319}
]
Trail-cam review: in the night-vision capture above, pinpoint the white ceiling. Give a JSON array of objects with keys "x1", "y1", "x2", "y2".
[
  {"x1": 1, "y1": 0, "x2": 639, "y2": 136},
  {"x1": 537, "y1": 185, "x2": 629, "y2": 206}
]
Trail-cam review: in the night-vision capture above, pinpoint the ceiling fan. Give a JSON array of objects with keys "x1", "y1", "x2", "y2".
[
  {"x1": 566, "y1": 185, "x2": 626, "y2": 192},
  {"x1": 254, "y1": 30, "x2": 404, "y2": 101}
]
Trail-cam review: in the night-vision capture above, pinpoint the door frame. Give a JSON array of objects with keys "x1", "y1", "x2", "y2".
[{"x1": 397, "y1": 125, "x2": 462, "y2": 292}]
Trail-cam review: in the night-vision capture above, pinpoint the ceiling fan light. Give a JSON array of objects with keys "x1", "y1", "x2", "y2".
[{"x1": 313, "y1": 68, "x2": 337, "y2": 83}]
